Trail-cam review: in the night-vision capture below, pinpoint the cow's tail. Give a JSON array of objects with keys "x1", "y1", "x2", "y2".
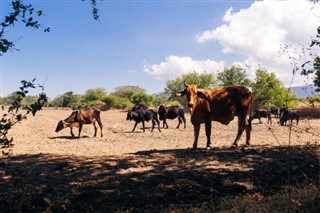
[{"x1": 248, "y1": 95, "x2": 253, "y2": 130}]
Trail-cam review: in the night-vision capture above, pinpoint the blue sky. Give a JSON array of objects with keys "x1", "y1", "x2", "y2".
[{"x1": 1, "y1": 0, "x2": 319, "y2": 99}]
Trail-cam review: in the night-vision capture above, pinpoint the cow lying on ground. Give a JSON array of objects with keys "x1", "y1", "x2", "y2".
[
  {"x1": 126, "y1": 109, "x2": 161, "y2": 132},
  {"x1": 55, "y1": 107, "x2": 103, "y2": 138},
  {"x1": 250, "y1": 109, "x2": 272, "y2": 124},
  {"x1": 158, "y1": 105, "x2": 186, "y2": 129},
  {"x1": 280, "y1": 109, "x2": 299, "y2": 126},
  {"x1": 176, "y1": 82, "x2": 252, "y2": 149}
]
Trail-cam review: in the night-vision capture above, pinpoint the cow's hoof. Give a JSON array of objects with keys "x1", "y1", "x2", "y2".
[
  {"x1": 230, "y1": 145, "x2": 238, "y2": 149},
  {"x1": 206, "y1": 146, "x2": 212, "y2": 150}
]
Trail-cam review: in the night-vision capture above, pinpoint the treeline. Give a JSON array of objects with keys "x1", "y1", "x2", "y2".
[{"x1": 1, "y1": 66, "x2": 316, "y2": 110}]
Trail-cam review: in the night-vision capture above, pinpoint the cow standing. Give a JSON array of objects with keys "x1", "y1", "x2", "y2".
[
  {"x1": 158, "y1": 105, "x2": 186, "y2": 129},
  {"x1": 250, "y1": 109, "x2": 272, "y2": 124},
  {"x1": 280, "y1": 109, "x2": 299, "y2": 126},
  {"x1": 126, "y1": 109, "x2": 161, "y2": 132},
  {"x1": 176, "y1": 82, "x2": 252, "y2": 149},
  {"x1": 55, "y1": 107, "x2": 103, "y2": 138}
]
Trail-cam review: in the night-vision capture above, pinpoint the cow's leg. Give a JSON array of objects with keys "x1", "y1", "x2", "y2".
[
  {"x1": 176, "y1": 117, "x2": 181, "y2": 128},
  {"x1": 245, "y1": 118, "x2": 251, "y2": 146},
  {"x1": 164, "y1": 119, "x2": 168, "y2": 129},
  {"x1": 132, "y1": 122, "x2": 138, "y2": 132},
  {"x1": 70, "y1": 127, "x2": 75, "y2": 137},
  {"x1": 156, "y1": 119, "x2": 161, "y2": 132},
  {"x1": 192, "y1": 124, "x2": 200, "y2": 149},
  {"x1": 258, "y1": 117, "x2": 262, "y2": 124},
  {"x1": 182, "y1": 116, "x2": 186, "y2": 128},
  {"x1": 92, "y1": 121, "x2": 98, "y2": 137},
  {"x1": 205, "y1": 119, "x2": 212, "y2": 149},
  {"x1": 78, "y1": 123, "x2": 83, "y2": 138},
  {"x1": 142, "y1": 120, "x2": 146, "y2": 132},
  {"x1": 151, "y1": 120, "x2": 155, "y2": 132},
  {"x1": 296, "y1": 117, "x2": 299, "y2": 125},
  {"x1": 96, "y1": 118, "x2": 103, "y2": 137},
  {"x1": 231, "y1": 117, "x2": 246, "y2": 148}
]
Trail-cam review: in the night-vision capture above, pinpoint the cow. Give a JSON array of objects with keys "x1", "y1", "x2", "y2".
[
  {"x1": 176, "y1": 82, "x2": 252, "y2": 149},
  {"x1": 126, "y1": 109, "x2": 161, "y2": 132},
  {"x1": 279, "y1": 109, "x2": 299, "y2": 126},
  {"x1": 132, "y1": 104, "x2": 148, "y2": 112},
  {"x1": 158, "y1": 105, "x2": 186, "y2": 129},
  {"x1": 269, "y1": 107, "x2": 279, "y2": 118},
  {"x1": 55, "y1": 107, "x2": 103, "y2": 138},
  {"x1": 250, "y1": 109, "x2": 272, "y2": 124}
]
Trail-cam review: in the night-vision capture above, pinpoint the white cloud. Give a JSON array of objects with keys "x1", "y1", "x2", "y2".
[
  {"x1": 144, "y1": 55, "x2": 224, "y2": 80},
  {"x1": 197, "y1": 0, "x2": 320, "y2": 87}
]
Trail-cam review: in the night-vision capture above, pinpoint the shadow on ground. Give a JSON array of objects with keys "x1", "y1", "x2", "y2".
[{"x1": 0, "y1": 145, "x2": 319, "y2": 212}]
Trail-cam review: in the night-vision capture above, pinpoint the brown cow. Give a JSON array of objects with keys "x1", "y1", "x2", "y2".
[
  {"x1": 176, "y1": 83, "x2": 252, "y2": 149},
  {"x1": 55, "y1": 107, "x2": 103, "y2": 138}
]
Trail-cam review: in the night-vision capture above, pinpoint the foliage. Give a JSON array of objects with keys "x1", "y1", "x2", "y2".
[
  {"x1": 82, "y1": 87, "x2": 107, "y2": 102},
  {"x1": 252, "y1": 68, "x2": 298, "y2": 108},
  {"x1": 1, "y1": 0, "x2": 99, "y2": 55},
  {"x1": 130, "y1": 92, "x2": 154, "y2": 106},
  {"x1": 0, "y1": 0, "x2": 49, "y2": 55},
  {"x1": 111, "y1": 86, "x2": 146, "y2": 99},
  {"x1": 101, "y1": 95, "x2": 115, "y2": 109},
  {"x1": 306, "y1": 94, "x2": 320, "y2": 105},
  {"x1": 217, "y1": 65, "x2": 252, "y2": 87},
  {"x1": 0, "y1": 79, "x2": 48, "y2": 152},
  {"x1": 165, "y1": 71, "x2": 218, "y2": 103}
]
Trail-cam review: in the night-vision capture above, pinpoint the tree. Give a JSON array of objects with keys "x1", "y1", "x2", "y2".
[
  {"x1": 217, "y1": 65, "x2": 252, "y2": 87},
  {"x1": 252, "y1": 68, "x2": 298, "y2": 108},
  {"x1": 0, "y1": 79, "x2": 48, "y2": 152},
  {"x1": 1, "y1": 0, "x2": 99, "y2": 55},
  {"x1": 82, "y1": 87, "x2": 107, "y2": 102},
  {"x1": 111, "y1": 86, "x2": 146, "y2": 99},
  {"x1": 165, "y1": 71, "x2": 218, "y2": 102}
]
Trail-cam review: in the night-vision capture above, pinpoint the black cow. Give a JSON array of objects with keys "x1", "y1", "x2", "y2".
[
  {"x1": 269, "y1": 107, "x2": 279, "y2": 118},
  {"x1": 126, "y1": 109, "x2": 161, "y2": 132},
  {"x1": 132, "y1": 104, "x2": 148, "y2": 112},
  {"x1": 250, "y1": 109, "x2": 272, "y2": 124},
  {"x1": 158, "y1": 105, "x2": 186, "y2": 129},
  {"x1": 280, "y1": 109, "x2": 299, "y2": 126}
]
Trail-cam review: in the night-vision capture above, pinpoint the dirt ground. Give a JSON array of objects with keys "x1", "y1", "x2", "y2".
[{"x1": 0, "y1": 108, "x2": 319, "y2": 212}]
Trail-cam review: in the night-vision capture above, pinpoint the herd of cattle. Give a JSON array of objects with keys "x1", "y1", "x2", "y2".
[{"x1": 54, "y1": 83, "x2": 300, "y2": 149}]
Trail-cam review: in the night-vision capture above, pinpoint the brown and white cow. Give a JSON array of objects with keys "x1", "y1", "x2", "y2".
[
  {"x1": 176, "y1": 82, "x2": 252, "y2": 149},
  {"x1": 55, "y1": 107, "x2": 103, "y2": 138}
]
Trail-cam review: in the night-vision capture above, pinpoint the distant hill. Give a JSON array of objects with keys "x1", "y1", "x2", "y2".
[{"x1": 290, "y1": 85, "x2": 320, "y2": 98}]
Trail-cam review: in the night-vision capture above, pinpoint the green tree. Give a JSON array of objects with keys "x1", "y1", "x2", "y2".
[
  {"x1": 49, "y1": 91, "x2": 78, "y2": 107},
  {"x1": 1, "y1": 0, "x2": 99, "y2": 55},
  {"x1": 252, "y1": 68, "x2": 298, "y2": 108},
  {"x1": 217, "y1": 65, "x2": 252, "y2": 87},
  {"x1": 130, "y1": 92, "x2": 154, "y2": 106},
  {"x1": 82, "y1": 87, "x2": 107, "y2": 102},
  {"x1": 111, "y1": 86, "x2": 146, "y2": 99},
  {"x1": 165, "y1": 71, "x2": 218, "y2": 102}
]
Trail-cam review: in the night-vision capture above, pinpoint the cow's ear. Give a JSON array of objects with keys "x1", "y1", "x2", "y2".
[
  {"x1": 176, "y1": 90, "x2": 185, "y2": 97},
  {"x1": 196, "y1": 89, "x2": 208, "y2": 100}
]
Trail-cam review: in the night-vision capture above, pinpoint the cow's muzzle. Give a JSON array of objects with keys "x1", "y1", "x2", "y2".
[{"x1": 187, "y1": 103, "x2": 194, "y2": 108}]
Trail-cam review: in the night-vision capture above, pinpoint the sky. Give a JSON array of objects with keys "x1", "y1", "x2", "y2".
[{"x1": 1, "y1": 0, "x2": 319, "y2": 99}]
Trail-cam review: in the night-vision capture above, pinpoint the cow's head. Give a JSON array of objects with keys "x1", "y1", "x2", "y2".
[
  {"x1": 55, "y1": 120, "x2": 67, "y2": 132},
  {"x1": 158, "y1": 105, "x2": 167, "y2": 120},
  {"x1": 176, "y1": 82, "x2": 198, "y2": 109},
  {"x1": 126, "y1": 111, "x2": 133, "y2": 121}
]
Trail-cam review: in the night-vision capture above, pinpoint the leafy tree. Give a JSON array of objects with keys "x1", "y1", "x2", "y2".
[
  {"x1": 130, "y1": 92, "x2": 154, "y2": 106},
  {"x1": 111, "y1": 86, "x2": 146, "y2": 99},
  {"x1": 252, "y1": 68, "x2": 298, "y2": 108},
  {"x1": 217, "y1": 65, "x2": 252, "y2": 87},
  {"x1": 1, "y1": 79, "x2": 48, "y2": 153},
  {"x1": 1, "y1": 0, "x2": 99, "y2": 55},
  {"x1": 82, "y1": 87, "x2": 107, "y2": 102},
  {"x1": 165, "y1": 71, "x2": 218, "y2": 102},
  {"x1": 49, "y1": 91, "x2": 78, "y2": 107}
]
